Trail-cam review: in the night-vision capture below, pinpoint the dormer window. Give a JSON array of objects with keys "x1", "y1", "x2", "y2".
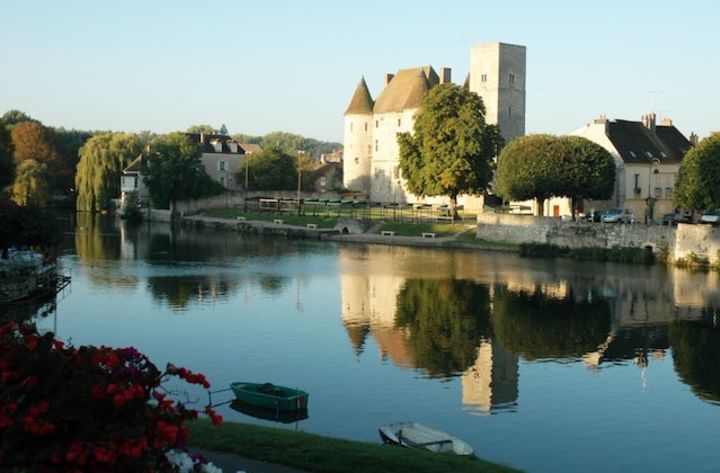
[{"x1": 629, "y1": 151, "x2": 637, "y2": 158}]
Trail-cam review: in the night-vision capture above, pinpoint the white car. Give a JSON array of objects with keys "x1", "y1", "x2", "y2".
[
  {"x1": 602, "y1": 208, "x2": 635, "y2": 224},
  {"x1": 699, "y1": 210, "x2": 719, "y2": 225}
]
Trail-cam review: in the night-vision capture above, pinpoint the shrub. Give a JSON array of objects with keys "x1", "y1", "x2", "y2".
[
  {"x1": 0, "y1": 322, "x2": 222, "y2": 472},
  {"x1": 518, "y1": 243, "x2": 567, "y2": 257}
]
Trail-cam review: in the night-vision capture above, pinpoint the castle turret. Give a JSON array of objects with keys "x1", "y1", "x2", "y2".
[{"x1": 343, "y1": 77, "x2": 375, "y2": 193}]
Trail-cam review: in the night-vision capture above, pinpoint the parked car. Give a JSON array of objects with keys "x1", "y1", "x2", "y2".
[
  {"x1": 602, "y1": 208, "x2": 635, "y2": 223},
  {"x1": 699, "y1": 209, "x2": 719, "y2": 226},
  {"x1": 662, "y1": 212, "x2": 691, "y2": 226}
]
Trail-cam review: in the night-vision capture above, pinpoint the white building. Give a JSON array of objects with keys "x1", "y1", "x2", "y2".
[{"x1": 342, "y1": 42, "x2": 526, "y2": 205}]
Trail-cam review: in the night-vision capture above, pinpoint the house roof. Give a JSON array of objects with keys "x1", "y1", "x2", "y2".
[
  {"x1": 185, "y1": 133, "x2": 245, "y2": 154},
  {"x1": 607, "y1": 120, "x2": 692, "y2": 164},
  {"x1": 123, "y1": 154, "x2": 147, "y2": 173},
  {"x1": 344, "y1": 77, "x2": 374, "y2": 115},
  {"x1": 373, "y1": 66, "x2": 438, "y2": 114},
  {"x1": 239, "y1": 143, "x2": 263, "y2": 154}
]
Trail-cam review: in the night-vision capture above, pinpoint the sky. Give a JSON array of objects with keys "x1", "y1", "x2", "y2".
[{"x1": 1, "y1": 0, "x2": 718, "y2": 143}]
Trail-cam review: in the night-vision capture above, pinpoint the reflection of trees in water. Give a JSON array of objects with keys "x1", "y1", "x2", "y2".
[
  {"x1": 147, "y1": 276, "x2": 235, "y2": 309},
  {"x1": 395, "y1": 279, "x2": 492, "y2": 378},
  {"x1": 492, "y1": 286, "x2": 611, "y2": 360},
  {"x1": 259, "y1": 275, "x2": 286, "y2": 295},
  {"x1": 74, "y1": 212, "x2": 121, "y2": 263},
  {"x1": 669, "y1": 318, "x2": 720, "y2": 403}
]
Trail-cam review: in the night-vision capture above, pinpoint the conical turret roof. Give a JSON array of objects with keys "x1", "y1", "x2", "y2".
[{"x1": 344, "y1": 77, "x2": 375, "y2": 115}]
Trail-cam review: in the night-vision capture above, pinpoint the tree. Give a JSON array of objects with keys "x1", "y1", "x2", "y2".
[
  {"x1": 10, "y1": 121, "x2": 59, "y2": 165},
  {"x1": 496, "y1": 134, "x2": 614, "y2": 217},
  {"x1": 219, "y1": 124, "x2": 228, "y2": 135},
  {"x1": 0, "y1": 125, "x2": 14, "y2": 189},
  {"x1": 260, "y1": 131, "x2": 306, "y2": 155},
  {"x1": 0, "y1": 109, "x2": 39, "y2": 128},
  {"x1": 12, "y1": 159, "x2": 50, "y2": 206},
  {"x1": 398, "y1": 83, "x2": 501, "y2": 217},
  {"x1": 54, "y1": 127, "x2": 94, "y2": 195},
  {"x1": 235, "y1": 146, "x2": 297, "y2": 191},
  {"x1": 185, "y1": 124, "x2": 215, "y2": 134},
  {"x1": 75, "y1": 132, "x2": 142, "y2": 212},
  {"x1": 674, "y1": 133, "x2": 720, "y2": 211},
  {"x1": 143, "y1": 132, "x2": 224, "y2": 211}
]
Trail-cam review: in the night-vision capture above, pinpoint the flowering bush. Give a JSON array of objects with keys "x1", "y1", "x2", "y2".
[{"x1": 0, "y1": 322, "x2": 222, "y2": 472}]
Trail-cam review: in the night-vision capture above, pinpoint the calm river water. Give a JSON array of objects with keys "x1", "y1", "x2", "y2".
[{"x1": 10, "y1": 213, "x2": 720, "y2": 472}]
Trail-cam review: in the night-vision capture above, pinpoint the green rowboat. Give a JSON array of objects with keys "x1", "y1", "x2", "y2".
[{"x1": 230, "y1": 382, "x2": 309, "y2": 411}]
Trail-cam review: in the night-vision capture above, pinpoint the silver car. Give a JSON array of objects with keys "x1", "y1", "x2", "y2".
[
  {"x1": 700, "y1": 209, "x2": 719, "y2": 226},
  {"x1": 602, "y1": 208, "x2": 635, "y2": 223}
]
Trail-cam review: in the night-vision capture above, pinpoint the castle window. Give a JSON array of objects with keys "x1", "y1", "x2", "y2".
[
  {"x1": 375, "y1": 120, "x2": 379, "y2": 128},
  {"x1": 508, "y1": 106, "x2": 512, "y2": 118},
  {"x1": 364, "y1": 122, "x2": 368, "y2": 131},
  {"x1": 350, "y1": 122, "x2": 353, "y2": 131},
  {"x1": 481, "y1": 74, "x2": 487, "y2": 83},
  {"x1": 509, "y1": 74, "x2": 515, "y2": 85},
  {"x1": 367, "y1": 144, "x2": 372, "y2": 154},
  {"x1": 354, "y1": 157, "x2": 359, "y2": 164},
  {"x1": 397, "y1": 118, "x2": 401, "y2": 127},
  {"x1": 375, "y1": 140, "x2": 378, "y2": 152},
  {"x1": 218, "y1": 160, "x2": 226, "y2": 171},
  {"x1": 393, "y1": 166, "x2": 400, "y2": 179}
]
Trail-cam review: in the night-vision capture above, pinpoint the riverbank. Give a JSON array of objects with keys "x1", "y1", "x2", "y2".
[{"x1": 188, "y1": 420, "x2": 523, "y2": 473}]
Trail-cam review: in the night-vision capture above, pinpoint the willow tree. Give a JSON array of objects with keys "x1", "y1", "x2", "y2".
[
  {"x1": 75, "y1": 132, "x2": 142, "y2": 212},
  {"x1": 12, "y1": 159, "x2": 50, "y2": 206},
  {"x1": 398, "y1": 83, "x2": 501, "y2": 217}
]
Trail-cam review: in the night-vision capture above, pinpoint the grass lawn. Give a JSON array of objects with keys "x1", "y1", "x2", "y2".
[
  {"x1": 203, "y1": 209, "x2": 338, "y2": 228},
  {"x1": 377, "y1": 222, "x2": 469, "y2": 237},
  {"x1": 188, "y1": 420, "x2": 523, "y2": 473}
]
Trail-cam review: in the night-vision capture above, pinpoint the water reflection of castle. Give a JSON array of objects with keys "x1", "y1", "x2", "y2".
[{"x1": 339, "y1": 246, "x2": 720, "y2": 409}]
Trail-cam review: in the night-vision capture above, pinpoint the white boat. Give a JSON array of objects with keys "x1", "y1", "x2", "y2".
[
  {"x1": 0, "y1": 250, "x2": 60, "y2": 305},
  {"x1": 378, "y1": 421, "x2": 474, "y2": 456}
]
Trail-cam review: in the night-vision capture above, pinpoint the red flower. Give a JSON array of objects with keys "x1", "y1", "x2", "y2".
[
  {"x1": 113, "y1": 394, "x2": 126, "y2": 406},
  {"x1": 66, "y1": 441, "x2": 89, "y2": 464}
]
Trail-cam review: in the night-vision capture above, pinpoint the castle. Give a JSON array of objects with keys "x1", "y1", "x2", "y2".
[{"x1": 343, "y1": 42, "x2": 526, "y2": 204}]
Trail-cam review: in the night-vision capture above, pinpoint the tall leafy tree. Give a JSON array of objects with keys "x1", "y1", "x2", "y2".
[
  {"x1": 10, "y1": 121, "x2": 59, "y2": 165},
  {"x1": 0, "y1": 125, "x2": 14, "y2": 189},
  {"x1": 54, "y1": 128, "x2": 94, "y2": 194},
  {"x1": 235, "y1": 146, "x2": 297, "y2": 190},
  {"x1": 496, "y1": 134, "x2": 615, "y2": 217},
  {"x1": 143, "y1": 132, "x2": 223, "y2": 211},
  {"x1": 12, "y1": 159, "x2": 50, "y2": 206},
  {"x1": 674, "y1": 133, "x2": 720, "y2": 211},
  {"x1": 185, "y1": 124, "x2": 215, "y2": 134},
  {"x1": 0, "y1": 109, "x2": 39, "y2": 128},
  {"x1": 75, "y1": 132, "x2": 142, "y2": 212},
  {"x1": 398, "y1": 83, "x2": 501, "y2": 217},
  {"x1": 219, "y1": 124, "x2": 229, "y2": 135}
]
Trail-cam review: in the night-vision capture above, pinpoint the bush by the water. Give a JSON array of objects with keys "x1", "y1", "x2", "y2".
[
  {"x1": 0, "y1": 322, "x2": 222, "y2": 471},
  {"x1": 519, "y1": 243, "x2": 654, "y2": 264}
]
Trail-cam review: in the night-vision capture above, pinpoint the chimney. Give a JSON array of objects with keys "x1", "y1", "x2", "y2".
[
  {"x1": 660, "y1": 117, "x2": 673, "y2": 127},
  {"x1": 593, "y1": 114, "x2": 609, "y2": 135},
  {"x1": 440, "y1": 67, "x2": 451, "y2": 84},
  {"x1": 642, "y1": 112, "x2": 656, "y2": 133},
  {"x1": 384, "y1": 73, "x2": 394, "y2": 86},
  {"x1": 690, "y1": 132, "x2": 699, "y2": 146}
]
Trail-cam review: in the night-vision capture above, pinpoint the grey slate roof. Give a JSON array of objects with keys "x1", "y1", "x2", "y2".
[
  {"x1": 344, "y1": 77, "x2": 375, "y2": 115},
  {"x1": 123, "y1": 154, "x2": 147, "y2": 173},
  {"x1": 373, "y1": 66, "x2": 438, "y2": 114},
  {"x1": 239, "y1": 143, "x2": 263, "y2": 154},
  {"x1": 607, "y1": 120, "x2": 692, "y2": 164}
]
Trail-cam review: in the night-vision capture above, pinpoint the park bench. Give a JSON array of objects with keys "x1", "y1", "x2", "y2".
[
  {"x1": 381, "y1": 231, "x2": 395, "y2": 237},
  {"x1": 273, "y1": 219, "x2": 283, "y2": 224},
  {"x1": 236, "y1": 216, "x2": 246, "y2": 222},
  {"x1": 306, "y1": 223, "x2": 317, "y2": 229},
  {"x1": 422, "y1": 232, "x2": 437, "y2": 238}
]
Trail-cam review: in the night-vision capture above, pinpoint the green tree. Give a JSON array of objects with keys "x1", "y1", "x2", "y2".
[
  {"x1": 53, "y1": 128, "x2": 94, "y2": 195},
  {"x1": 398, "y1": 83, "x2": 501, "y2": 217},
  {"x1": 260, "y1": 131, "x2": 306, "y2": 155},
  {"x1": 674, "y1": 133, "x2": 720, "y2": 211},
  {"x1": 75, "y1": 132, "x2": 142, "y2": 212},
  {"x1": 235, "y1": 146, "x2": 297, "y2": 190},
  {"x1": 219, "y1": 124, "x2": 228, "y2": 135},
  {"x1": 0, "y1": 125, "x2": 14, "y2": 190},
  {"x1": 497, "y1": 135, "x2": 615, "y2": 217},
  {"x1": 669, "y1": 320, "x2": 720, "y2": 403},
  {"x1": 143, "y1": 132, "x2": 224, "y2": 211},
  {"x1": 12, "y1": 159, "x2": 50, "y2": 206},
  {"x1": 185, "y1": 124, "x2": 215, "y2": 134},
  {"x1": 0, "y1": 109, "x2": 39, "y2": 128}
]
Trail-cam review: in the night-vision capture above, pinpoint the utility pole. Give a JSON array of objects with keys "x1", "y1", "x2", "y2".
[
  {"x1": 296, "y1": 154, "x2": 302, "y2": 216},
  {"x1": 244, "y1": 156, "x2": 249, "y2": 212}
]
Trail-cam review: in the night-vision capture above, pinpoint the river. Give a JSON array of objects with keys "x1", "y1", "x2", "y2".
[{"x1": 7, "y1": 213, "x2": 720, "y2": 473}]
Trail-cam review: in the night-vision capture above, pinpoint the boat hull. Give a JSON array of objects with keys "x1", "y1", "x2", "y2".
[
  {"x1": 230, "y1": 382, "x2": 308, "y2": 411},
  {"x1": 378, "y1": 421, "x2": 474, "y2": 456}
]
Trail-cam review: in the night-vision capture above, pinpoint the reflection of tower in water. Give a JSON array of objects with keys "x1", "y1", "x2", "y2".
[{"x1": 462, "y1": 339, "x2": 518, "y2": 413}]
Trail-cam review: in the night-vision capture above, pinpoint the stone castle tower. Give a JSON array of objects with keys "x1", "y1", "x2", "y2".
[{"x1": 342, "y1": 42, "x2": 526, "y2": 203}]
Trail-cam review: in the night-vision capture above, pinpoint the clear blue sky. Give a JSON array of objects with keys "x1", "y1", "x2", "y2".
[{"x1": 1, "y1": 0, "x2": 717, "y2": 142}]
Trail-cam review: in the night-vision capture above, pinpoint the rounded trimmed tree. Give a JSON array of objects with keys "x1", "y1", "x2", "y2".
[
  {"x1": 398, "y1": 83, "x2": 501, "y2": 217},
  {"x1": 674, "y1": 133, "x2": 720, "y2": 211}
]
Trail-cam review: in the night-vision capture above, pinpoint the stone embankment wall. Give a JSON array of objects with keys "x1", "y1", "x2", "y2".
[
  {"x1": 476, "y1": 214, "x2": 674, "y2": 253},
  {"x1": 174, "y1": 190, "x2": 342, "y2": 215},
  {"x1": 477, "y1": 214, "x2": 720, "y2": 263}
]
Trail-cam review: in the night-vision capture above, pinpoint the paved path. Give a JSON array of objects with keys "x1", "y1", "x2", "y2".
[{"x1": 195, "y1": 448, "x2": 312, "y2": 473}]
